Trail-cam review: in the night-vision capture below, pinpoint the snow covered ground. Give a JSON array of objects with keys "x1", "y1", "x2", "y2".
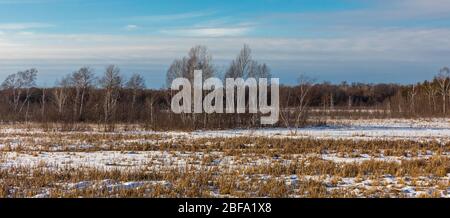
[
  {"x1": 2, "y1": 150, "x2": 446, "y2": 171},
  {"x1": 161, "y1": 118, "x2": 450, "y2": 142},
  {"x1": 1, "y1": 118, "x2": 449, "y2": 142},
  {"x1": 179, "y1": 125, "x2": 450, "y2": 142},
  {"x1": 0, "y1": 119, "x2": 448, "y2": 198}
]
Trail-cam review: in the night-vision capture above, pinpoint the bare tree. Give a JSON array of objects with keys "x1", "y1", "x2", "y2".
[
  {"x1": 70, "y1": 67, "x2": 95, "y2": 120},
  {"x1": 41, "y1": 87, "x2": 46, "y2": 119},
  {"x1": 126, "y1": 73, "x2": 146, "y2": 112},
  {"x1": 166, "y1": 45, "x2": 215, "y2": 127},
  {"x1": 424, "y1": 81, "x2": 438, "y2": 113},
  {"x1": 223, "y1": 45, "x2": 272, "y2": 126},
  {"x1": 255, "y1": 63, "x2": 271, "y2": 79},
  {"x1": 166, "y1": 59, "x2": 186, "y2": 87},
  {"x1": 280, "y1": 74, "x2": 315, "y2": 130},
  {"x1": 225, "y1": 44, "x2": 252, "y2": 79},
  {"x1": 186, "y1": 45, "x2": 215, "y2": 81},
  {"x1": 294, "y1": 75, "x2": 315, "y2": 128},
  {"x1": 279, "y1": 86, "x2": 293, "y2": 128},
  {"x1": 100, "y1": 65, "x2": 123, "y2": 125},
  {"x1": 408, "y1": 84, "x2": 417, "y2": 115},
  {"x1": 1, "y1": 69, "x2": 38, "y2": 121},
  {"x1": 20, "y1": 69, "x2": 37, "y2": 121},
  {"x1": 2, "y1": 73, "x2": 22, "y2": 112},
  {"x1": 225, "y1": 44, "x2": 271, "y2": 79},
  {"x1": 166, "y1": 45, "x2": 215, "y2": 86},
  {"x1": 436, "y1": 67, "x2": 450, "y2": 115},
  {"x1": 53, "y1": 75, "x2": 70, "y2": 117},
  {"x1": 146, "y1": 93, "x2": 159, "y2": 127}
]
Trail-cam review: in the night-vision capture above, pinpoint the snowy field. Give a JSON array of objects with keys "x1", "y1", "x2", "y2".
[
  {"x1": 3, "y1": 118, "x2": 450, "y2": 142},
  {"x1": 0, "y1": 119, "x2": 448, "y2": 198},
  {"x1": 174, "y1": 119, "x2": 450, "y2": 142}
]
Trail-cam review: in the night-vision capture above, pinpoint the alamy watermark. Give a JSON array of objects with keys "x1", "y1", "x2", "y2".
[{"x1": 170, "y1": 70, "x2": 280, "y2": 125}]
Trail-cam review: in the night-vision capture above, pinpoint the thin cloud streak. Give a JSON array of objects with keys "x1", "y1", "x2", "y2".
[
  {"x1": 160, "y1": 27, "x2": 251, "y2": 37},
  {"x1": 1, "y1": 28, "x2": 449, "y2": 61},
  {"x1": 0, "y1": 22, "x2": 53, "y2": 31},
  {"x1": 125, "y1": 11, "x2": 216, "y2": 23}
]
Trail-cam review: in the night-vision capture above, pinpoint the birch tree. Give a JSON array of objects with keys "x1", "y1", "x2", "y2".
[
  {"x1": 166, "y1": 45, "x2": 215, "y2": 86},
  {"x1": 1, "y1": 73, "x2": 22, "y2": 112},
  {"x1": 166, "y1": 45, "x2": 215, "y2": 127},
  {"x1": 408, "y1": 84, "x2": 417, "y2": 114},
  {"x1": 1, "y1": 68, "x2": 37, "y2": 119},
  {"x1": 280, "y1": 74, "x2": 315, "y2": 131},
  {"x1": 225, "y1": 44, "x2": 271, "y2": 80},
  {"x1": 53, "y1": 75, "x2": 70, "y2": 117},
  {"x1": 224, "y1": 44, "x2": 272, "y2": 125},
  {"x1": 436, "y1": 67, "x2": 450, "y2": 115},
  {"x1": 100, "y1": 65, "x2": 123, "y2": 125},
  {"x1": 424, "y1": 81, "x2": 437, "y2": 113},
  {"x1": 126, "y1": 73, "x2": 145, "y2": 113},
  {"x1": 70, "y1": 67, "x2": 95, "y2": 120}
]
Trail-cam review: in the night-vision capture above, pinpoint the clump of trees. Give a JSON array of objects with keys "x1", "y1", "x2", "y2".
[
  {"x1": 224, "y1": 44, "x2": 271, "y2": 80},
  {"x1": 166, "y1": 45, "x2": 215, "y2": 85},
  {"x1": 1, "y1": 68, "x2": 37, "y2": 121},
  {"x1": 0, "y1": 44, "x2": 449, "y2": 130}
]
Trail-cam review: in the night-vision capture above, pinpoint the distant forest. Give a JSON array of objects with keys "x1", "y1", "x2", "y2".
[{"x1": 0, "y1": 45, "x2": 448, "y2": 130}]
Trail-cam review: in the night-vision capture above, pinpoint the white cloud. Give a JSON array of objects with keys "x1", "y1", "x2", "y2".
[
  {"x1": 0, "y1": 27, "x2": 449, "y2": 62},
  {"x1": 124, "y1": 24, "x2": 139, "y2": 31},
  {"x1": 0, "y1": 22, "x2": 53, "y2": 31},
  {"x1": 160, "y1": 27, "x2": 250, "y2": 37},
  {"x1": 17, "y1": 31, "x2": 35, "y2": 35},
  {"x1": 1, "y1": 27, "x2": 448, "y2": 86},
  {"x1": 126, "y1": 11, "x2": 215, "y2": 22}
]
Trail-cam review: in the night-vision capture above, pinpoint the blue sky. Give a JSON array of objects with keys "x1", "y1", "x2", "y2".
[{"x1": 0, "y1": 0, "x2": 449, "y2": 87}]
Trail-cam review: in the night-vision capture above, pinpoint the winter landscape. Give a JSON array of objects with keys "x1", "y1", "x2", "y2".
[
  {"x1": 0, "y1": 118, "x2": 448, "y2": 198},
  {"x1": 1, "y1": 1, "x2": 450, "y2": 199}
]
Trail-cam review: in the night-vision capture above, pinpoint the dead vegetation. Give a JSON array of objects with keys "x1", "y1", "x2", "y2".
[
  {"x1": 0, "y1": 156, "x2": 447, "y2": 198},
  {"x1": 0, "y1": 126, "x2": 448, "y2": 198}
]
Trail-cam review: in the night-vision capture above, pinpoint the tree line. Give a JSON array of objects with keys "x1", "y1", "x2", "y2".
[{"x1": 0, "y1": 44, "x2": 448, "y2": 130}]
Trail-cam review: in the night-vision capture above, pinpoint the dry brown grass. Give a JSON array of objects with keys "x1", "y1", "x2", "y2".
[{"x1": 0, "y1": 125, "x2": 448, "y2": 198}]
